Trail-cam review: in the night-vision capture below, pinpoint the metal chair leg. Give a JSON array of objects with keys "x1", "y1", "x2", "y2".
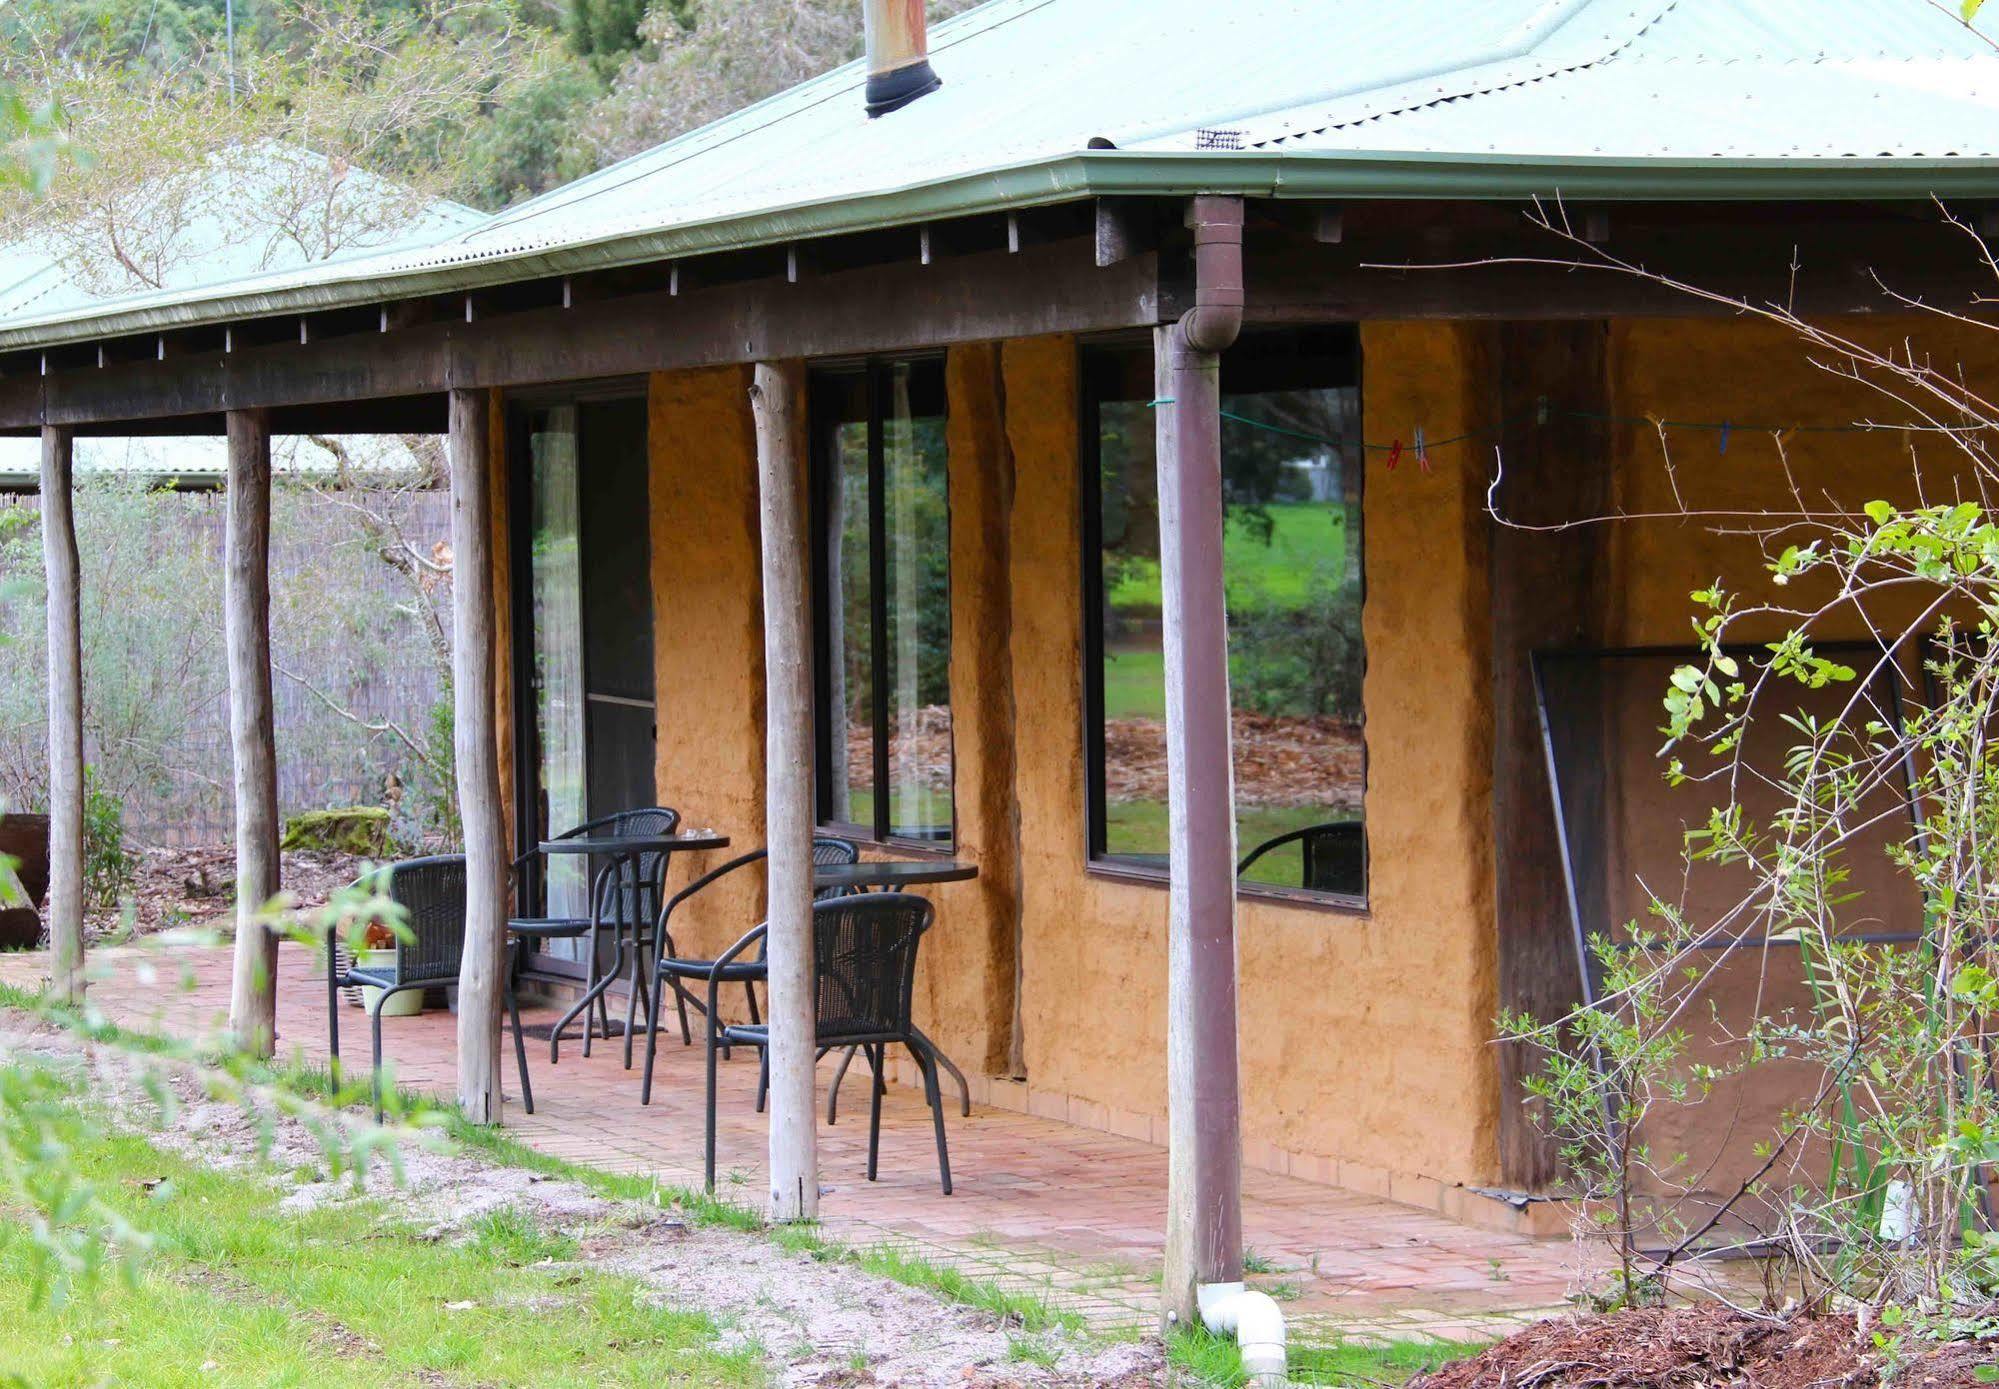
[
  {"x1": 910, "y1": 1024, "x2": 971, "y2": 1117},
  {"x1": 827, "y1": 1045, "x2": 860, "y2": 1125},
  {"x1": 704, "y1": 1017, "x2": 721, "y2": 1192},
  {"x1": 912, "y1": 1040, "x2": 953, "y2": 1196},
  {"x1": 642, "y1": 950, "x2": 667, "y2": 1106},
  {"x1": 370, "y1": 995, "x2": 388, "y2": 1124},
  {"x1": 507, "y1": 937, "x2": 534, "y2": 1116},
  {"x1": 326, "y1": 948, "x2": 342, "y2": 1092},
  {"x1": 755, "y1": 1049, "x2": 769, "y2": 1114},
  {"x1": 866, "y1": 1044, "x2": 885, "y2": 1183}
]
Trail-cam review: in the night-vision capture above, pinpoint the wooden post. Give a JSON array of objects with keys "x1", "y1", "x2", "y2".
[
  {"x1": 449, "y1": 387, "x2": 508, "y2": 1125},
  {"x1": 1158, "y1": 199, "x2": 1247, "y2": 1328},
  {"x1": 751, "y1": 360, "x2": 819, "y2": 1222},
  {"x1": 224, "y1": 409, "x2": 281, "y2": 1056},
  {"x1": 39, "y1": 424, "x2": 84, "y2": 1005},
  {"x1": 1490, "y1": 322, "x2": 1613, "y2": 1189}
]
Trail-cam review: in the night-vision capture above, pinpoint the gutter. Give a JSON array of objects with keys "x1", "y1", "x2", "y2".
[{"x1": 5, "y1": 147, "x2": 1999, "y2": 353}]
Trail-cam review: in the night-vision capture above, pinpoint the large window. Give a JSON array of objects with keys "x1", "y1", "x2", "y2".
[
  {"x1": 1084, "y1": 328, "x2": 1366, "y2": 903},
  {"x1": 811, "y1": 358, "x2": 953, "y2": 846}
]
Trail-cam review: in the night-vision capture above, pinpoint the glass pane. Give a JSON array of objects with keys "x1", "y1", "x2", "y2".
[
  {"x1": 1093, "y1": 341, "x2": 1365, "y2": 898},
  {"x1": 1222, "y1": 382, "x2": 1364, "y2": 896},
  {"x1": 529, "y1": 406, "x2": 589, "y2": 944},
  {"x1": 1097, "y1": 393, "x2": 1168, "y2": 867},
  {"x1": 825, "y1": 416, "x2": 874, "y2": 827},
  {"x1": 882, "y1": 362, "x2": 952, "y2": 842}
]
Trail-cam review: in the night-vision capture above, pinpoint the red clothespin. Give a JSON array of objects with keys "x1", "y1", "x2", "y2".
[{"x1": 1386, "y1": 438, "x2": 1403, "y2": 470}]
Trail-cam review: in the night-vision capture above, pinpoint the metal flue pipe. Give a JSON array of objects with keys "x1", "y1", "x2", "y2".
[{"x1": 862, "y1": 0, "x2": 941, "y2": 117}]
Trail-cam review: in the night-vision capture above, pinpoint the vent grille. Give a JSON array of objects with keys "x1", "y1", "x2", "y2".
[{"x1": 1194, "y1": 127, "x2": 1245, "y2": 151}]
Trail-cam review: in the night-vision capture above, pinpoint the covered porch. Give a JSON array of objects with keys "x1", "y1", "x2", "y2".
[{"x1": 0, "y1": 937, "x2": 1579, "y2": 1344}]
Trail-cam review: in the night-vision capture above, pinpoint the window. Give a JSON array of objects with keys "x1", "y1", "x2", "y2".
[
  {"x1": 811, "y1": 358, "x2": 953, "y2": 846},
  {"x1": 1083, "y1": 328, "x2": 1366, "y2": 903}
]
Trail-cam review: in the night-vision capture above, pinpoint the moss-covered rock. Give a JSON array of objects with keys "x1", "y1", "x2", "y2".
[{"x1": 281, "y1": 807, "x2": 390, "y2": 857}]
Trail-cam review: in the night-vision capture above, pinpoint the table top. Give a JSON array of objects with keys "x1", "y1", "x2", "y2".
[
  {"x1": 814, "y1": 859, "x2": 978, "y2": 890},
  {"x1": 539, "y1": 831, "x2": 731, "y2": 856}
]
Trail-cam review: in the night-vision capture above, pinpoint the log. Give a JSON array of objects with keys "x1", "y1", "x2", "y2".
[
  {"x1": 39, "y1": 425, "x2": 83, "y2": 1005},
  {"x1": 751, "y1": 359, "x2": 819, "y2": 1222},
  {"x1": 224, "y1": 409, "x2": 281, "y2": 1056},
  {"x1": 449, "y1": 387, "x2": 508, "y2": 1124}
]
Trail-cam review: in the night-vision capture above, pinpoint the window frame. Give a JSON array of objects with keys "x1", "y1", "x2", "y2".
[
  {"x1": 1078, "y1": 329, "x2": 1369, "y2": 912},
  {"x1": 808, "y1": 355, "x2": 956, "y2": 851}
]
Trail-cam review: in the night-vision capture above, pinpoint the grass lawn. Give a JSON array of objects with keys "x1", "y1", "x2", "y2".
[
  {"x1": 0, "y1": 1105, "x2": 761, "y2": 1388},
  {"x1": 1108, "y1": 502, "x2": 1348, "y2": 616},
  {"x1": 1171, "y1": 1325, "x2": 1485, "y2": 1388},
  {"x1": 1105, "y1": 799, "x2": 1347, "y2": 889}
]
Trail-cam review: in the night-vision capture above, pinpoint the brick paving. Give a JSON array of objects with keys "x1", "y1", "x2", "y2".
[{"x1": 0, "y1": 940, "x2": 1583, "y2": 1346}]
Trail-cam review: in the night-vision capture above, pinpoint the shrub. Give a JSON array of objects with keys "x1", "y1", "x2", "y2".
[{"x1": 80, "y1": 766, "x2": 130, "y2": 910}]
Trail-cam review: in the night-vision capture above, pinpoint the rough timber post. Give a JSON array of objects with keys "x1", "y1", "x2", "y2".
[
  {"x1": 224, "y1": 409, "x2": 281, "y2": 1055},
  {"x1": 751, "y1": 359, "x2": 820, "y2": 1221},
  {"x1": 450, "y1": 387, "x2": 508, "y2": 1124},
  {"x1": 1159, "y1": 196, "x2": 1246, "y2": 1329},
  {"x1": 39, "y1": 424, "x2": 84, "y2": 1005}
]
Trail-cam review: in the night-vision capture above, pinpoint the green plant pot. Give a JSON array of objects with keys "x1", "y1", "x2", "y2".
[{"x1": 356, "y1": 948, "x2": 423, "y2": 1017}]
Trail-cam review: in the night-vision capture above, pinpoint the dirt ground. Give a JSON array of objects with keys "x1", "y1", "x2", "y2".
[
  {"x1": 81, "y1": 844, "x2": 369, "y2": 943},
  {"x1": 0, "y1": 1018, "x2": 1164, "y2": 1388},
  {"x1": 1410, "y1": 1304, "x2": 1993, "y2": 1389}
]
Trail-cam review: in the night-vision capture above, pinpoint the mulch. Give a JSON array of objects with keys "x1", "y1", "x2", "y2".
[
  {"x1": 81, "y1": 844, "x2": 372, "y2": 943},
  {"x1": 1105, "y1": 711, "x2": 1364, "y2": 809},
  {"x1": 1410, "y1": 1306, "x2": 1995, "y2": 1389}
]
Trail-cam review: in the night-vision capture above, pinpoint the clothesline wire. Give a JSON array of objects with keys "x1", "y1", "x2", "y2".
[{"x1": 1146, "y1": 397, "x2": 1988, "y2": 458}]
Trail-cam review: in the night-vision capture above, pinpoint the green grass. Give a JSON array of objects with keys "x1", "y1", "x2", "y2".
[
  {"x1": 1170, "y1": 1326, "x2": 1485, "y2": 1388},
  {"x1": 1109, "y1": 502, "x2": 1349, "y2": 617},
  {"x1": 1104, "y1": 799, "x2": 1349, "y2": 890},
  {"x1": 1102, "y1": 644, "x2": 1168, "y2": 720},
  {"x1": 0, "y1": 984, "x2": 1102, "y2": 1358},
  {"x1": 0, "y1": 1105, "x2": 762, "y2": 1389}
]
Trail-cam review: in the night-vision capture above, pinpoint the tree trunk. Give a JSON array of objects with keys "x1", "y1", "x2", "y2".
[
  {"x1": 751, "y1": 360, "x2": 820, "y2": 1222},
  {"x1": 449, "y1": 388, "x2": 508, "y2": 1125},
  {"x1": 224, "y1": 410, "x2": 282, "y2": 1055},
  {"x1": 39, "y1": 425, "x2": 84, "y2": 1005}
]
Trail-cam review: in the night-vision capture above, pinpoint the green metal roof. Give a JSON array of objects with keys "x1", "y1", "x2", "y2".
[{"x1": 3, "y1": 0, "x2": 1995, "y2": 352}]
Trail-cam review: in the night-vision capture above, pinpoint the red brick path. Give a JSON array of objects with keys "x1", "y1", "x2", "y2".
[{"x1": 0, "y1": 941, "x2": 1582, "y2": 1340}]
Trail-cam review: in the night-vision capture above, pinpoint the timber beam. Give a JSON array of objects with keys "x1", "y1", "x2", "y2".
[{"x1": 0, "y1": 238, "x2": 1162, "y2": 432}]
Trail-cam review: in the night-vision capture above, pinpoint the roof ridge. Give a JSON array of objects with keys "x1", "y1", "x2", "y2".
[{"x1": 1244, "y1": 0, "x2": 1678, "y2": 149}]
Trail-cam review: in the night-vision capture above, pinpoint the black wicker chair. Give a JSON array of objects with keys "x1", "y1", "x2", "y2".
[
  {"x1": 326, "y1": 854, "x2": 534, "y2": 1121},
  {"x1": 1236, "y1": 819, "x2": 1365, "y2": 897},
  {"x1": 506, "y1": 806, "x2": 680, "y2": 1069},
  {"x1": 639, "y1": 837, "x2": 858, "y2": 1105},
  {"x1": 700, "y1": 892, "x2": 953, "y2": 1195}
]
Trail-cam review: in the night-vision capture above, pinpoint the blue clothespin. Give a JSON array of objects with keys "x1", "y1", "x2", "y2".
[{"x1": 1718, "y1": 421, "x2": 1730, "y2": 455}]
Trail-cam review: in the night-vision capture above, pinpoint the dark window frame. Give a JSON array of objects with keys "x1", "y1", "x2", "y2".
[
  {"x1": 1079, "y1": 329, "x2": 1369, "y2": 912},
  {"x1": 808, "y1": 355, "x2": 956, "y2": 851}
]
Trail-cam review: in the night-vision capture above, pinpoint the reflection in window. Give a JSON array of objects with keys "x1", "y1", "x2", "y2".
[
  {"x1": 527, "y1": 406, "x2": 589, "y2": 939},
  {"x1": 1087, "y1": 329, "x2": 1366, "y2": 900},
  {"x1": 812, "y1": 359, "x2": 953, "y2": 844}
]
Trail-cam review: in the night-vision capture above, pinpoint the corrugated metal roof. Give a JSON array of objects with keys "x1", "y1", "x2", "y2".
[
  {"x1": 1196, "y1": 0, "x2": 1999, "y2": 157},
  {"x1": 3, "y1": 0, "x2": 1995, "y2": 351},
  {"x1": 0, "y1": 143, "x2": 481, "y2": 326}
]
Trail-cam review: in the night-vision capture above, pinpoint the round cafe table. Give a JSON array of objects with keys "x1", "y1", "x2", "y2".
[{"x1": 536, "y1": 830, "x2": 729, "y2": 1067}]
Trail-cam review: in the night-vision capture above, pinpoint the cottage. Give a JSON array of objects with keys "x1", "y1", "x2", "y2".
[{"x1": 5, "y1": 0, "x2": 1998, "y2": 1346}]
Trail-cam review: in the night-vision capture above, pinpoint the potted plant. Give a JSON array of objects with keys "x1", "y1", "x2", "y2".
[{"x1": 353, "y1": 918, "x2": 423, "y2": 1017}]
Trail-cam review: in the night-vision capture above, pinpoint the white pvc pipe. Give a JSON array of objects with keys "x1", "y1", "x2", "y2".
[{"x1": 1198, "y1": 1281, "x2": 1288, "y2": 1386}]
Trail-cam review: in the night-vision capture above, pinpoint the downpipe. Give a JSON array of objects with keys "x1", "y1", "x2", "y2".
[
  {"x1": 1176, "y1": 195, "x2": 1284, "y2": 1386},
  {"x1": 1198, "y1": 1282, "x2": 1288, "y2": 1387}
]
